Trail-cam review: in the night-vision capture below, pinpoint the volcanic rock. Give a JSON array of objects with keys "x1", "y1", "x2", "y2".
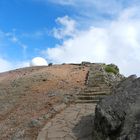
[{"x1": 93, "y1": 75, "x2": 140, "y2": 140}]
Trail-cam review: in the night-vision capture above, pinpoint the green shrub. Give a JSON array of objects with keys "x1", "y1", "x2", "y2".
[{"x1": 104, "y1": 64, "x2": 119, "y2": 75}]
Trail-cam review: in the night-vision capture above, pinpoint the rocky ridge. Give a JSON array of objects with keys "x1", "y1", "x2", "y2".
[{"x1": 93, "y1": 75, "x2": 140, "y2": 140}]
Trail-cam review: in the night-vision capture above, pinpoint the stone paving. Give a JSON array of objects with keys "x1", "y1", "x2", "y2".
[{"x1": 37, "y1": 103, "x2": 96, "y2": 140}]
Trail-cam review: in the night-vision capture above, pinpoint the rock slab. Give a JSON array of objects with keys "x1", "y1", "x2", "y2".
[{"x1": 37, "y1": 104, "x2": 96, "y2": 140}]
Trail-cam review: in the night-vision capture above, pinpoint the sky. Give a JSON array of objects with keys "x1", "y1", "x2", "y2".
[{"x1": 0, "y1": 0, "x2": 140, "y2": 76}]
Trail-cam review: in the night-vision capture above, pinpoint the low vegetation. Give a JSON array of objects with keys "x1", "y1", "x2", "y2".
[{"x1": 104, "y1": 64, "x2": 119, "y2": 75}]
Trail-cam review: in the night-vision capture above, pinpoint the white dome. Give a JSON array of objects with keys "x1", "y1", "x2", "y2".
[{"x1": 30, "y1": 57, "x2": 48, "y2": 66}]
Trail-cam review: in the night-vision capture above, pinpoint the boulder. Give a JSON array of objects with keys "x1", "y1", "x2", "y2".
[{"x1": 93, "y1": 75, "x2": 140, "y2": 140}]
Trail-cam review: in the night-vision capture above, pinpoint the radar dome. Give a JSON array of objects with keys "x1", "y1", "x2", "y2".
[{"x1": 30, "y1": 57, "x2": 48, "y2": 66}]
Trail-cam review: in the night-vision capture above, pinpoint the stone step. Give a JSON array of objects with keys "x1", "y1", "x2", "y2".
[
  {"x1": 86, "y1": 84, "x2": 109, "y2": 88},
  {"x1": 75, "y1": 99, "x2": 99, "y2": 103},
  {"x1": 76, "y1": 95, "x2": 106, "y2": 100},
  {"x1": 87, "y1": 82, "x2": 108, "y2": 86},
  {"x1": 88, "y1": 72, "x2": 104, "y2": 75},
  {"x1": 89, "y1": 90, "x2": 110, "y2": 93},
  {"x1": 76, "y1": 92, "x2": 107, "y2": 96},
  {"x1": 86, "y1": 84, "x2": 110, "y2": 88},
  {"x1": 84, "y1": 87, "x2": 100, "y2": 92},
  {"x1": 87, "y1": 78, "x2": 105, "y2": 80},
  {"x1": 88, "y1": 76, "x2": 106, "y2": 79},
  {"x1": 84, "y1": 88, "x2": 110, "y2": 93}
]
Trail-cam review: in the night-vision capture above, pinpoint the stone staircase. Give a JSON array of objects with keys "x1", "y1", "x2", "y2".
[
  {"x1": 75, "y1": 86, "x2": 110, "y2": 103},
  {"x1": 75, "y1": 64, "x2": 111, "y2": 103}
]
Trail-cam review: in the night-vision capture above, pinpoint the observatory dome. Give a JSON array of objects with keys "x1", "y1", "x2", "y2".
[{"x1": 30, "y1": 57, "x2": 48, "y2": 66}]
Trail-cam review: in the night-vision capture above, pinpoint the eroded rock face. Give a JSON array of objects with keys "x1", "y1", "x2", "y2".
[
  {"x1": 93, "y1": 75, "x2": 140, "y2": 140},
  {"x1": 86, "y1": 63, "x2": 124, "y2": 88}
]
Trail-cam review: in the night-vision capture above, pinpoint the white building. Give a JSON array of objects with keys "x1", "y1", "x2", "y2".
[{"x1": 30, "y1": 57, "x2": 48, "y2": 66}]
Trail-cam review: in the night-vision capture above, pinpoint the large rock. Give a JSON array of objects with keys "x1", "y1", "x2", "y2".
[{"x1": 93, "y1": 75, "x2": 140, "y2": 140}]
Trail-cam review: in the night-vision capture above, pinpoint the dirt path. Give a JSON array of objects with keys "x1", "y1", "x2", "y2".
[{"x1": 37, "y1": 103, "x2": 96, "y2": 140}]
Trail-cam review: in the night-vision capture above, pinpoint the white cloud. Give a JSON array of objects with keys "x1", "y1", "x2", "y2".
[
  {"x1": 6, "y1": 30, "x2": 28, "y2": 51},
  {"x1": 45, "y1": 27, "x2": 109, "y2": 63},
  {"x1": 15, "y1": 61, "x2": 30, "y2": 69},
  {"x1": 43, "y1": 7, "x2": 140, "y2": 76},
  {"x1": 53, "y1": 16, "x2": 77, "y2": 39},
  {"x1": 21, "y1": 28, "x2": 48, "y2": 39},
  {"x1": 0, "y1": 57, "x2": 29, "y2": 73},
  {"x1": 0, "y1": 29, "x2": 28, "y2": 60},
  {"x1": 11, "y1": 36, "x2": 18, "y2": 43},
  {"x1": 0, "y1": 58, "x2": 13, "y2": 72},
  {"x1": 48, "y1": 0, "x2": 140, "y2": 17}
]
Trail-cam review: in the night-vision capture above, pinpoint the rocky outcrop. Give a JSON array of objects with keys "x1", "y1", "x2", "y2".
[
  {"x1": 86, "y1": 63, "x2": 124, "y2": 87},
  {"x1": 93, "y1": 75, "x2": 140, "y2": 140}
]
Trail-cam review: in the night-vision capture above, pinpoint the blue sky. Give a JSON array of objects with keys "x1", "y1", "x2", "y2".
[{"x1": 0, "y1": 0, "x2": 140, "y2": 76}]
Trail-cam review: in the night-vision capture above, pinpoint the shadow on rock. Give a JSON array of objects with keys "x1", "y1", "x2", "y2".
[{"x1": 72, "y1": 114, "x2": 94, "y2": 140}]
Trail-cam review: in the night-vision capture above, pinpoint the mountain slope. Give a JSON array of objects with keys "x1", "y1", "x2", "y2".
[{"x1": 0, "y1": 64, "x2": 88, "y2": 140}]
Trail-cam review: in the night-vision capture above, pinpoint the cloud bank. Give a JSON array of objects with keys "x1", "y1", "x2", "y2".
[
  {"x1": 43, "y1": 7, "x2": 140, "y2": 76},
  {"x1": 0, "y1": 57, "x2": 29, "y2": 73}
]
